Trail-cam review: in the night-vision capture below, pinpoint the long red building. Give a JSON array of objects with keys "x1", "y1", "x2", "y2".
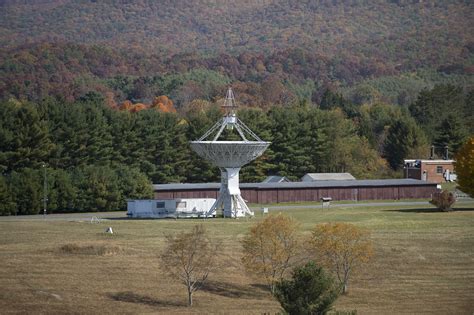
[{"x1": 154, "y1": 179, "x2": 437, "y2": 204}]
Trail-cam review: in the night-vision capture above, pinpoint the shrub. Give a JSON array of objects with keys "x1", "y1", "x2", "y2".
[
  {"x1": 60, "y1": 243, "x2": 121, "y2": 256},
  {"x1": 430, "y1": 190, "x2": 456, "y2": 211}
]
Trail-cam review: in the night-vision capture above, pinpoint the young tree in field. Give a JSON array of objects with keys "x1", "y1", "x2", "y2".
[
  {"x1": 454, "y1": 136, "x2": 474, "y2": 197},
  {"x1": 430, "y1": 190, "x2": 456, "y2": 211},
  {"x1": 309, "y1": 223, "x2": 373, "y2": 294},
  {"x1": 274, "y1": 261, "x2": 340, "y2": 315},
  {"x1": 161, "y1": 225, "x2": 217, "y2": 307},
  {"x1": 241, "y1": 214, "x2": 301, "y2": 293}
]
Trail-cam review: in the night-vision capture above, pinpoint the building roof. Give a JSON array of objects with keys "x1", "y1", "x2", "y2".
[
  {"x1": 404, "y1": 159, "x2": 454, "y2": 163},
  {"x1": 301, "y1": 173, "x2": 356, "y2": 181},
  {"x1": 262, "y1": 176, "x2": 290, "y2": 183},
  {"x1": 153, "y1": 179, "x2": 435, "y2": 191}
]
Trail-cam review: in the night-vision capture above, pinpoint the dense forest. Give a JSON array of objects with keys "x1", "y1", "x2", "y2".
[{"x1": 0, "y1": 0, "x2": 473, "y2": 214}]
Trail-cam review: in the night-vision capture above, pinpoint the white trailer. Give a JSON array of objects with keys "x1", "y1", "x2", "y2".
[{"x1": 127, "y1": 198, "x2": 216, "y2": 219}]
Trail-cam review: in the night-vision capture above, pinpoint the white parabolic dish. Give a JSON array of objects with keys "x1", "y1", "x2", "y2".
[{"x1": 190, "y1": 141, "x2": 270, "y2": 168}]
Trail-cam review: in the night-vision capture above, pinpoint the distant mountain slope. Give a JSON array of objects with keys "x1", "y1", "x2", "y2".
[{"x1": 0, "y1": 0, "x2": 472, "y2": 70}]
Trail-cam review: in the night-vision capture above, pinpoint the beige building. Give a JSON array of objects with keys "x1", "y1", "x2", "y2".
[{"x1": 301, "y1": 173, "x2": 356, "y2": 182}]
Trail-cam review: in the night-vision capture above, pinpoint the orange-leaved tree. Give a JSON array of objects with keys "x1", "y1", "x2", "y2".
[
  {"x1": 455, "y1": 136, "x2": 474, "y2": 197},
  {"x1": 241, "y1": 214, "x2": 301, "y2": 293},
  {"x1": 151, "y1": 95, "x2": 176, "y2": 113},
  {"x1": 309, "y1": 222, "x2": 373, "y2": 294},
  {"x1": 130, "y1": 103, "x2": 147, "y2": 113}
]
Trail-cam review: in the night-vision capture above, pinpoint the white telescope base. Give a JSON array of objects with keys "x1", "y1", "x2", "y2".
[{"x1": 207, "y1": 168, "x2": 254, "y2": 218}]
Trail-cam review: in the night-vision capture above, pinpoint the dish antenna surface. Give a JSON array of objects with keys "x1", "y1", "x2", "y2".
[{"x1": 190, "y1": 88, "x2": 270, "y2": 218}]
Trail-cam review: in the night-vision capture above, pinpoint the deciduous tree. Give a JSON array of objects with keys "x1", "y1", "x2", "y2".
[
  {"x1": 161, "y1": 225, "x2": 218, "y2": 306},
  {"x1": 241, "y1": 214, "x2": 301, "y2": 293},
  {"x1": 309, "y1": 223, "x2": 373, "y2": 294},
  {"x1": 454, "y1": 136, "x2": 474, "y2": 197}
]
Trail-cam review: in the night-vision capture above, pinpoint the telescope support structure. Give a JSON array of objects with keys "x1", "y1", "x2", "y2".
[{"x1": 208, "y1": 167, "x2": 253, "y2": 218}]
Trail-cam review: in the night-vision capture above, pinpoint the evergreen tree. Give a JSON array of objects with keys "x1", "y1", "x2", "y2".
[
  {"x1": 384, "y1": 118, "x2": 429, "y2": 170},
  {"x1": 0, "y1": 176, "x2": 16, "y2": 215},
  {"x1": 47, "y1": 169, "x2": 78, "y2": 213},
  {"x1": 320, "y1": 89, "x2": 359, "y2": 118},
  {"x1": 274, "y1": 261, "x2": 340, "y2": 315},
  {"x1": 78, "y1": 100, "x2": 114, "y2": 166},
  {"x1": 136, "y1": 110, "x2": 189, "y2": 183},
  {"x1": 116, "y1": 166, "x2": 153, "y2": 205},
  {"x1": 185, "y1": 104, "x2": 222, "y2": 183},
  {"x1": 358, "y1": 103, "x2": 401, "y2": 154},
  {"x1": 433, "y1": 114, "x2": 468, "y2": 156},
  {"x1": 109, "y1": 110, "x2": 142, "y2": 169},
  {"x1": 45, "y1": 98, "x2": 113, "y2": 168},
  {"x1": 268, "y1": 106, "x2": 310, "y2": 180},
  {"x1": 238, "y1": 107, "x2": 275, "y2": 182},
  {"x1": 74, "y1": 165, "x2": 122, "y2": 212},
  {"x1": 464, "y1": 91, "x2": 474, "y2": 135},
  {"x1": 0, "y1": 100, "x2": 52, "y2": 173},
  {"x1": 409, "y1": 85, "x2": 467, "y2": 142},
  {"x1": 9, "y1": 168, "x2": 42, "y2": 215}
]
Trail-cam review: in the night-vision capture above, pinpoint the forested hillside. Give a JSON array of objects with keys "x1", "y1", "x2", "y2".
[
  {"x1": 0, "y1": 0, "x2": 473, "y2": 214},
  {"x1": 1, "y1": 1, "x2": 472, "y2": 66}
]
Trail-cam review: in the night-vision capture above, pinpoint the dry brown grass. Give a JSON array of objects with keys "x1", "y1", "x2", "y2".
[{"x1": 0, "y1": 202, "x2": 473, "y2": 314}]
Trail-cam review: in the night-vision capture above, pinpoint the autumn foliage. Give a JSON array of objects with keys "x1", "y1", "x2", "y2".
[
  {"x1": 151, "y1": 95, "x2": 176, "y2": 113},
  {"x1": 454, "y1": 136, "x2": 474, "y2": 198},
  {"x1": 309, "y1": 223, "x2": 373, "y2": 294},
  {"x1": 241, "y1": 214, "x2": 301, "y2": 293},
  {"x1": 118, "y1": 95, "x2": 176, "y2": 113},
  {"x1": 430, "y1": 190, "x2": 456, "y2": 211}
]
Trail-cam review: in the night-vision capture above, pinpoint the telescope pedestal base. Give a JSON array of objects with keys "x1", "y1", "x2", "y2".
[{"x1": 207, "y1": 167, "x2": 254, "y2": 218}]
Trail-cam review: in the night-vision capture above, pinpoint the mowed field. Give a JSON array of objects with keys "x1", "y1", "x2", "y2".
[{"x1": 0, "y1": 202, "x2": 473, "y2": 314}]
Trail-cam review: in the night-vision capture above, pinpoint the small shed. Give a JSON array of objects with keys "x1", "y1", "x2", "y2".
[
  {"x1": 127, "y1": 198, "x2": 216, "y2": 219},
  {"x1": 301, "y1": 173, "x2": 356, "y2": 182}
]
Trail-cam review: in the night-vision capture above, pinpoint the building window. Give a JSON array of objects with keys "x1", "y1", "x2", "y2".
[
  {"x1": 156, "y1": 201, "x2": 165, "y2": 209},
  {"x1": 436, "y1": 166, "x2": 443, "y2": 174}
]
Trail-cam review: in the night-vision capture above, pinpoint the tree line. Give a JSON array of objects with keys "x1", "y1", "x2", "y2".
[{"x1": 1, "y1": 84, "x2": 472, "y2": 215}]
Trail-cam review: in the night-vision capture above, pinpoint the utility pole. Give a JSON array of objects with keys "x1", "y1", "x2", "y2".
[{"x1": 43, "y1": 164, "x2": 47, "y2": 217}]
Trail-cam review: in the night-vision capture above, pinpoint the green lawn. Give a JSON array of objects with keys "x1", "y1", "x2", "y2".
[{"x1": 0, "y1": 201, "x2": 473, "y2": 314}]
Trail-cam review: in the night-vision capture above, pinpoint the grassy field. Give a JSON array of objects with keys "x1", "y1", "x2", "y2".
[{"x1": 0, "y1": 202, "x2": 473, "y2": 314}]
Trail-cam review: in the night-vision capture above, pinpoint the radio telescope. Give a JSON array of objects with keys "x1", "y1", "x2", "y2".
[{"x1": 190, "y1": 88, "x2": 270, "y2": 218}]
